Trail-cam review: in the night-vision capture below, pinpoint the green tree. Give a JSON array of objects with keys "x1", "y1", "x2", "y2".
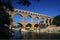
[
  {"x1": 0, "y1": 0, "x2": 13, "y2": 39},
  {"x1": 52, "y1": 15, "x2": 60, "y2": 26},
  {"x1": 0, "y1": 0, "x2": 13, "y2": 26}
]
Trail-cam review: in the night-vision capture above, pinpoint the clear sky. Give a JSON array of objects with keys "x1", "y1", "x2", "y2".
[
  {"x1": 11, "y1": 0, "x2": 60, "y2": 23},
  {"x1": 11, "y1": 0, "x2": 60, "y2": 17}
]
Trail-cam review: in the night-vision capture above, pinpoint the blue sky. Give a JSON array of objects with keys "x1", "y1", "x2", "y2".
[
  {"x1": 11, "y1": 0, "x2": 60, "y2": 23},
  {"x1": 11, "y1": 0, "x2": 60, "y2": 16}
]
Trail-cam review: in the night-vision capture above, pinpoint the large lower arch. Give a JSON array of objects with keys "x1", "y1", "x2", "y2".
[
  {"x1": 45, "y1": 18, "x2": 49, "y2": 27},
  {"x1": 34, "y1": 24, "x2": 39, "y2": 30},
  {"x1": 12, "y1": 14, "x2": 23, "y2": 22},
  {"x1": 12, "y1": 23, "x2": 23, "y2": 29},
  {"x1": 25, "y1": 23, "x2": 32, "y2": 30},
  {"x1": 12, "y1": 23, "x2": 19, "y2": 28},
  {"x1": 18, "y1": 23, "x2": 23, "y2": 29}
]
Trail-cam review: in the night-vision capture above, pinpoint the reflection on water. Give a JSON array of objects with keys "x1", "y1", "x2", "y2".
[
  {"x1": 12, "y1": 30, "x2": 60, "y2": 39},
  {"x1": 12, "y1": 30, "x2": 22, "y2": 39}
]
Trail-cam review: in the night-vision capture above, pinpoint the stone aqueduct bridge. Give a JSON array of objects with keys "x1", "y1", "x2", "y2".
[{"x1": 9, "y1": 9, "x2": 53, "y2": 30}]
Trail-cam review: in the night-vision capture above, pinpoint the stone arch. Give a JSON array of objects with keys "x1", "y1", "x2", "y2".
[
  {"x1": 40, "y1": 17, "x2": 44, "y2": 23},
  {"x1": 12, "y1": 23, "x2": 19, "y2": 28},
  {"x1": 34, "y1": 24, "x2": 39, "y2": 30},
  {"x1": 26, "y1": 15, "x2": 32, "y2": 22},
  {"x1": 25, "y1": 23, "x2": 32, "y2": 30},
  {"x1": 34, "y1": 17, "x2": 39, "y2": 23},
  {"x1": 15, "y1": 10, "x2": 18, "y2": 12},
  {"x1": 11, "y1": 23, "x2": 23, "y2": 32},
  {"x1": 12, "y1": 23, "x2": 23, "y2": 28},
  {"x1": 12, "y1": 14, "x2": 23, "y2": 22},
  {"x1": 18, "y1": 23, "x2": 23, "y2": 28}
]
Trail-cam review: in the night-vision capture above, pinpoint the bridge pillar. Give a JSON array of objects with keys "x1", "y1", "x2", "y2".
[
  {"x1": 51, "y1": 19, "x2": 53, "y2": 25},
  {"x1": 38, "y1": 18, "x2": 40, "y2": 23},
  {"x1": 23, "y1": 15, "x2": 26, "y2": 22},
  {"x1": 44, "y1": 18, "x2": 46, "y2": 24},
  {"x1": 22, "y1": 24, "x2": 26, "y2": 30},
  {"x1": 31, "y1": 24, "x2": 34, "y2": 30},
  {"x1": 31, "y1": 16, "x2": 34, "y2": 30},
  {"x1": 31, "y1": 16, "x2": 34, "y2": 23},
  {"x1": 48, "y1": 18, "x2": 50, "y2": 26},
  {"x1": 37, "y1": 17, "x2": 41, "y2": 30},
  {"x1": 22, "y1": 15, "x2": 26, "y2": 29}
]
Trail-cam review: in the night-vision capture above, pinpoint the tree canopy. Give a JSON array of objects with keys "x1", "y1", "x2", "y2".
[
  {"x1": 0, "y1": 0, "x2": 14, "y2": 39},
  {"x1": 0, "y1": 0, "x2": 13, "y2": 26},
  {"x1": 52, "y1": 15, "x2": 60, "y2": 26},
  {"x1": 17, "y1": 0, "x2": 40, "y2": 7}
]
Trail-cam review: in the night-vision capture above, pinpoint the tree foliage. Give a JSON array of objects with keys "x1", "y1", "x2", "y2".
[
  {"x1": 17, "y1": 0, "x2": 40, "y2": 7},
  {"x1": 52, "y1": 15, "x2": 60, "y2": 26},
  {"x1": 0, "y1": 0, "x2": 13, "y2": 26},
  {"x1": 0, "y1": 0, "x2": 13, "y2": 39}
]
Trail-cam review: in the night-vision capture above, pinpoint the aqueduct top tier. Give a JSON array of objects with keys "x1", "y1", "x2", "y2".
[{"x1": 8, "y1": 8, "x2": 53, "y2": 30}]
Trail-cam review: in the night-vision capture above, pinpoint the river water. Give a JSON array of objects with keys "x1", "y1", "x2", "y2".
[{"x1": 12, "y1": 30, "x2": 60, "y2": 39}]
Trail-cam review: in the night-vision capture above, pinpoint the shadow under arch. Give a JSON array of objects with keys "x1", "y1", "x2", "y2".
[
  {"x1": 18, "y1": 23, "x2": 23, "y2": 28},
  {"x1": 39, "y1": 23, "x2": 46, "y2": 29},
  {"x1": 25, "y1": 23, "x2": 32, "y2": 30},
  {"x1": 11, "y1": 23, "x2": 23, "y2": 33},
  {"x1": 46, "y1": 18, "x2": 48, "y2": 24},
  {"x1": 49, "y1": 19, "x2": 51, "y2": 25},
  {"x1": 45, "y1": 18, "x2": 51, "y2": 26},
  {"x1": 34, "y1": 24, "x2": 39, "y2": 30}
]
